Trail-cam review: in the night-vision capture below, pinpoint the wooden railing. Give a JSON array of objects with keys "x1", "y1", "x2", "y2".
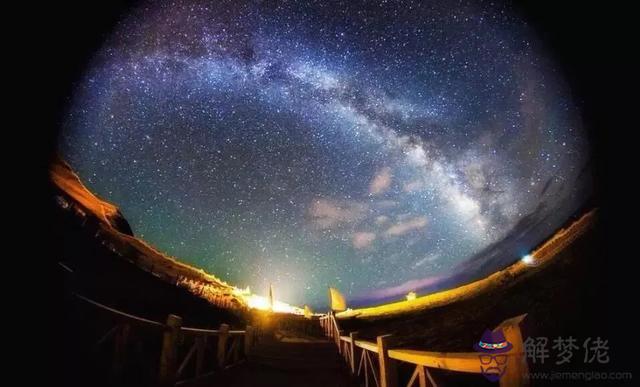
[
  {"x1": 74, "y1": 293, "x2": 256, "y2": 386},
  {"x1": 320, "y1": 313, "x2": 529, "y2": 387}
]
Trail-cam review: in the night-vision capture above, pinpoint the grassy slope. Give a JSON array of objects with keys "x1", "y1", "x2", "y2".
[{"x1": 337, "y1": 210, "x2": 596, "y2": 320}]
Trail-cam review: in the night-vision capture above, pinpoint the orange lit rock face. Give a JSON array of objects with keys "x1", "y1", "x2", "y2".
[{"x1": 50, "y1": 156, "x2": 131, "y2": 235}]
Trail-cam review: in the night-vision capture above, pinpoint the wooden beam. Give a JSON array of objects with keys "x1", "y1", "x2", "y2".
[
  {"x1": 94, "y1": 325, "x2": 118, "y2": 349},
  {"x1": 350, "y1": 332, "x2": 359, "y2": 374},
  {"x1": 388, "y1": 349, "x2": 483, "y2": 373},
  {"x1": 416, "y1": 366, "x2": 427, "y2": 387},
  {"x1": 195, "y1": 336, "x2": 206, "y2": 377},
  {"x1": 217, "y1": 323, "x2": 230, "y2": 368},
  {"x1": 244, "y1": 326, "x2": 254, "y2": 356},
  {"x1": 377, "y1": 334, "x2": 398, "y2": 387},
  {"x1": 406, "y1": 366, "x2": 419, "y2": 387},
  {"x1": 356, "y1": 340, "x2": 379, "y2": 353},
  {"x1": 177, "y1": 341, "x2": 198, "y2": 378},
  {"x1": 425, "y1": 368, "x2": 438, "y2": 387},
  {"x1": 232, "y1": 337, "x2": 241, "y2": 363},
  {"x1": 363, "y1": 349, "x2": 369, "y2": 387},
  {"x1": 495, "y1": 314, "x2": 529, "y2": 387},
  {"x1": 112, "y1": 323, "x2": 130, "y2": 380},
  {"x1": 367, "y1": 350, "x2": 380, "y2": 387},
  {"x1": 158, "y1": 314, "x2": 182, "y2": 387}
]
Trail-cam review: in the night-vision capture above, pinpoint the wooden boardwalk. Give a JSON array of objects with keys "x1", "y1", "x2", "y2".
[
  {"x1": 69, "y1": 293, "x2": 529, "y2": 387},
  {"x1": 209, "y1": 333, "x2": 356, "y2": 387}
]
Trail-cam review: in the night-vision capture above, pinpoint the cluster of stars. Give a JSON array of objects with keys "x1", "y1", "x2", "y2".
[{"x1": 62, "y1": 0, "x2": 589, "y2": 307}]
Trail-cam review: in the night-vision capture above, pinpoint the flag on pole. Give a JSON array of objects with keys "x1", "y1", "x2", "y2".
[
  {"x1": 328, "y1": 287, "x2": 346, "y2": 312},
  {"x1": 304, "y1": 305, "x2": 313, "y2": 319},
  {"x1": 268, "y1": 284, "x2": 274, "y2": 311}
]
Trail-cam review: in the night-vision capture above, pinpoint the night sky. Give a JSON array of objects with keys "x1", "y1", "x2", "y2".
[{"x1": 61, "y1": 0, "x2": 589, "y2": 308}]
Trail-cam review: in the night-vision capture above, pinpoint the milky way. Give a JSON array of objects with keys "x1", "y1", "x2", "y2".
[{"x1": 61, "y1": 0, "x2": 590, "y2": 307}]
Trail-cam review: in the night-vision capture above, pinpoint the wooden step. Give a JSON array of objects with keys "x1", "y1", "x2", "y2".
[{"x1": 248, "y1": 340, "x2": 344, "y2": 370}]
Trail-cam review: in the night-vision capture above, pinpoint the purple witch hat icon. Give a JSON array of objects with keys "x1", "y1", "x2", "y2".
[
  {"x1": 474, "y1": 329, "x2": 513, "y2": 353},
  {"x1": 474, "y1": 329, "x2": 512, "y2": 382}
]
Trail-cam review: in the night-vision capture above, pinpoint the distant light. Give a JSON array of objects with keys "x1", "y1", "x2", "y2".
[
  {"x1": 406, "y1": 291, "x2": 417, "y2": 301},
  {"x1": 521, "y1": 254, "x2": 537, "y2": 266}
]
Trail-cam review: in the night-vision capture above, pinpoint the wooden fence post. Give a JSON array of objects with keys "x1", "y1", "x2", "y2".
[
  {"x1": 232, "y1": 337, "x2": 241, "y2": 363},
  {"x1": 377, "y1": 334, "x2": 398, "y2": 387},
  {"x1": 159, "y1": 314, "x2": 182, "y2": 387},
  {"x1": 416, "y1": 366, "x2": 427, "y2": 387},
  {"x1": 325, "y1": 317, "x2": 331, "y2": 337},
  {"x1": 112, "y1": 323, "x2": 130, "y2": 379},
  {"x1": 244, "y1": 326, "x2": 254, "y2": 356},
  {"x1": 195, "y1": 336, "x2": 206, "y2": 377},
  {"x1": 217, "y1": 323, "x2": 230, "y2": 368},
  {"x1": 349, "y1": 332, "x2": 359, "y2": 374},
  {"x1": 496, "y1": 314, "x2": 529, "y2": 387}
]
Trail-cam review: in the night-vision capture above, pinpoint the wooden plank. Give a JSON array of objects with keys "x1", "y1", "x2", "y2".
[
  {"x1": 425, "y1": 368, "x2": 438, "y2": 387},
  {"x1": 94, "y1": 325, "x2": 118, "y2": 348},
  {"x1": 356, "y1": 340, "x2": 379, "y2": 353},
  {"x1": 387, "y1": 349, "x2": 483, "y2": 373},
  {"x1": 232, "y1": 336, "x2": 241, "y2": 363},
  {"x1": 158, "y1": 314, "x2": 182, "y2": 387},
  {"x1": 217, "y1": 323, "x2": 230, "y2": 368},
  {"x1": 350, "y1": 332, "x2": 359, "y2": 374},
  {"x1": 195, "y1": 337, "x2": 206, "y2": 377},
  {"x1": 244, "y1": 326, "x2": 254, "y2": 356},
  {"x1": 406, "y1": 365, "x2": 419, "y2": 387},
  {"x1": 416, "y1": 366, "x2": 427, "y2": 387},
  {"x1": 495, "y1": 314, "x2": 529, "y2": 387},
  {"x1": 377, "y1": 334, "x2": 397, "y2": 387},
  {"x1": 177, "y1": 341, "x2": 198, "y2": 378},
  {"x1": 358, "y1": 348, "x2": 366, "y2": 376},
  {"x1": 180, "y1": 327, "x2": 245, "y2": 336},
  {"x1": 364, "y1": 349, "x2": 369, "y2": 387},
  {"x1": 367, "y1": 350, "x2": 380, "y2": 387},
  {"x1": 112, "y1": 323, "x2": 130, "y2": 379}
]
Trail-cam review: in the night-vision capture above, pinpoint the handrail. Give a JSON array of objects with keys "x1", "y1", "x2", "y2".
[
  {"x1": 320, "y1": 311, "x2": 529, "y2": 387},
  {"x1": 388, "y1": 349, "x2": 519, "y2": 374},
  {"x1": 180, "y1": 327, "x2": 246, "y2": 336},
  {"x1": 355, "y1": 339, "x2": 379, "y2": 354},
  {"x1": 72, "y1": 292, "x2": 256, "y2": 387},
  {"x1": 75, "y1": 293, "x2": 164, "y2": 329},
  {"x1": 74, "y1": 293, "x2": 248, "y2": 335}
]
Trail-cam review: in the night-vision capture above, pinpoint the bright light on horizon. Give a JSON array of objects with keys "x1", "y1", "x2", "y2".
[
  {"x1": 242, "y1": 293, "x2": 304, "y2": 314},
  {"x1": 521, "y1": 253, "x2": 537, "y2": 266}
]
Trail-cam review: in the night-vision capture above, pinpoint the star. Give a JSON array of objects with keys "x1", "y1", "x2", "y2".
[{"x1": 61, "y1": 0, "x2": 589, "y2": 308}]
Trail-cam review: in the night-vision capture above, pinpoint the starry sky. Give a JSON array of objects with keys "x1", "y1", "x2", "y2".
[{"x1": 61, "y1": 0, "x2": 590, "y2": 308}]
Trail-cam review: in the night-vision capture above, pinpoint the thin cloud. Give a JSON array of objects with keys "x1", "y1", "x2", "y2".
[
  {"x1": 308, "y1": 198, "x2": 367, "y2": 229},
  {"x1": 352, "y1": 232, "x2": 376, "y2": 249},
  {"x1": 385, "y1": 216, "x2": 428, "y2": 237},
  {"x1": 369, "y1": 167, "x2": 392, "y2": 195}
]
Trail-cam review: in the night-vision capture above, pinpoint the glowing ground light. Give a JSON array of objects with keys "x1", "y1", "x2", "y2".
[
  {"x1": 245, "y1": 294, "x2": 304, "y2": 315},
  {"x1": 521, "y1": 254, "x2": 538, "y2": 266}
]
